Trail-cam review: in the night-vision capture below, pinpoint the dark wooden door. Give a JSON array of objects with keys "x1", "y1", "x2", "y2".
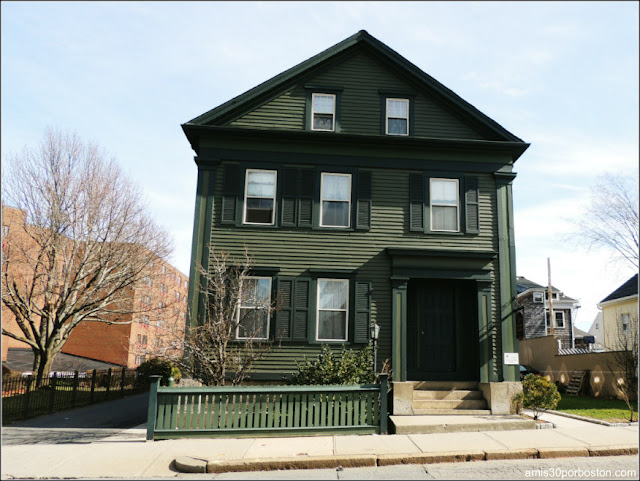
[{"x1": 407, "y1": 279, "x2": 478, "y2": 381}]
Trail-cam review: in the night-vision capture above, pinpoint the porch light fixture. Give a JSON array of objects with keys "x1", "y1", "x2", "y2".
[{"x1": 370, "y1": 323, "x2": 380, "y2": 340}]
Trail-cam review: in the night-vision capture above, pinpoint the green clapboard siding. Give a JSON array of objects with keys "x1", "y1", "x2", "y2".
[
  {"x1": 207, "y1": 165, "x2": 501, "y2": 373},
  {"x1": 229, "y1": 52, "x2": 486, "y2": 141}
]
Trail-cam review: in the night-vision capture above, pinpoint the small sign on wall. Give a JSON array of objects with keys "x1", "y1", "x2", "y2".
[{"x1": 504, "y1": 352, "x2": 520, "y2": 365}]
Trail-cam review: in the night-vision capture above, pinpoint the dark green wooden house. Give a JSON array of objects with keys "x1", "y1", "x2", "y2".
[{"x1": 183, "y1": 30, "x2": 529, "y2": 414}]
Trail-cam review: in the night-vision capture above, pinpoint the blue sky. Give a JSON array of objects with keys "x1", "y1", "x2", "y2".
[{"x1": 2, "y1": 1, "x2": 638, "y2": 331}]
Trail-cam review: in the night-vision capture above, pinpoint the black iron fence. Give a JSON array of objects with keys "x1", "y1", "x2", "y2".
[{"x1": 2, "y1": 367, "x2": 146, "y2": 423}]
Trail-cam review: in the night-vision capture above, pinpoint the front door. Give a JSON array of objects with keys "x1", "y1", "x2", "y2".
[{"x1": 407, "y1": 279, "x2": 479, "y2": 381}]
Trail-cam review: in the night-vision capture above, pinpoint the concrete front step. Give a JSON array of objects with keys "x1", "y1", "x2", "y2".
[
  {"x1": 413, "y1": 399, "x2": 488, "y2": 410},
  {"x1": 413, "y1": 381, "x2": 479, "y2": 391},
  {"x1": 413, "y1": 389, "x2": 484, "y2": 401},
  {"x1": 412, "y1": 408, "x2": 492, "y2": 415},
  {"x1": 390, "y1": 414, "x2": 536, "y2": 434}
]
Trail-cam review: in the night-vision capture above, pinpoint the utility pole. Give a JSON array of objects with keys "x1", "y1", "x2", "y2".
[{"x1": 547, "y1": 257, "x2": 555, "y2": 335}]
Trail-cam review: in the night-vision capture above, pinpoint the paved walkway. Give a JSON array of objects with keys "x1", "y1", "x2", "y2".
[{"x1": 1, "y1": 412, "x2": 637, "y2": 478}]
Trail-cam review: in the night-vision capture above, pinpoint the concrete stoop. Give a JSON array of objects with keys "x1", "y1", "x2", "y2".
[
  {"x1": 411, "y1": 381, "x2": 491, "y2": 416},
  {"x1": 389, "y1": 414, "x2": 537, "y2": 434},
  {"x1": 174, "y1": 445, "x2": 639, "y2": 474}
]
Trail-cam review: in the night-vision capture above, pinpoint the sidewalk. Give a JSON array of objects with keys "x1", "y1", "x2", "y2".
[{"x1": 2, "y1": 412, "x2": 638, "y2": 478}]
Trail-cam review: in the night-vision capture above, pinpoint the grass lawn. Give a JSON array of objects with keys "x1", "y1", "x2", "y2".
[{"x1": 555, "y1": 395, "x2": 638, "y2": 423}]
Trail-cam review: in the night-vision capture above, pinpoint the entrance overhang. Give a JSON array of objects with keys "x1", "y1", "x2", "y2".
[{"x1": 387, "y1": 248, "x2": 498, "y2": 383}]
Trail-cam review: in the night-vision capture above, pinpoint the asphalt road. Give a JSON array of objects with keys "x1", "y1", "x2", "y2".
[{"x1": 1, "y1": 391, "x2": 148, "y2": 445}]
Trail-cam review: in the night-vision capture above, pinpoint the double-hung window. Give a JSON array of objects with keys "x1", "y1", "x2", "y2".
[
  {"x1": 244, "y1": 169, "x2": 277, "y2": 225},
  {"x1": 621, "y1": 313, "x2": 630, "y2": 333},
  {"x1": 386, "y1": 98, "x2": 409, "y2": 135},
  {"x1": 237, "y1": 277, "x2": 271, "y2": 340},
  {"x1": 545, "y1": 310, "x2": 565, "y2": 328},
  {"x1": 316, "y1": 279, "x2": 349, "y2": 341},
  {"x1": 320, "y1": 173, "x2": 351, "y2": 228},
  {"x1": 311, "y1": 93, "x2": 336, "y2": 131},
  {"x1": 430, "y1": 178, "x2": 459, "y2": 232}
]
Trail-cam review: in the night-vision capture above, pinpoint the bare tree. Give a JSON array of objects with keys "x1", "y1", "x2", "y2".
[
  {"x1": 157, "y1": 249, "x2": 276, "y2": 386},
  {"x1": 569, "y1": 174, "x2": 638, "y2": 269},
  {"x1": 607, "y1": 313, "x2": 638, "y2": 422},
  {"x1": 2, "y1": 129, "x2": 173, "y2": 387}
]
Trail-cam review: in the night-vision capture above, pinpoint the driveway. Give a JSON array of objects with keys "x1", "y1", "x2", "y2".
[{"x1": 1, "y1": 392, "x2": 148, "y2": 445}]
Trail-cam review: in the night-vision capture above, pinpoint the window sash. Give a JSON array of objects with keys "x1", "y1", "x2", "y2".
[
  {"x1": 430, "y1": 178, "x2": 459, "y2": 232},
  {"x1": 386, "y1": 98, "x2": 409, "y2": 135},
  {"x1": 244, "y1": 169, "x2": 277, "y2": 225},
  {"x1": 621, "y1": 313, "x2": 630, "y2": 332},
  {"x1": 312, "y1": 93, "x2": 336, "y2": 131},
  {"x1": 316, "y1": 279, "x2": 349, "y2": 341},
  {"x1": 320, "y1": 173, "x2": 351, "y2": 227},
  {"x1": 545, "y1": 310, "x2": 565, "y2": 328},
  {"x1": 236, "y1": 277, "x2": 271, "y2": 340}
]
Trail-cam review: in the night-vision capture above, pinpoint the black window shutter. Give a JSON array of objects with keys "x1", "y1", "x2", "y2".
[
  {"x1": 274, "y1": 278, "x2": 293, "y2": 341},
  {"x1": 409, "y1": 174, "x2": 424, "y2": 232},
  {"x1": 355, "y1": 171, "x2": 372, "y2": 230},
  {"x1": 221, "y1": 164, "x2": 240, "y2": 224},
  {"x1": 298, "y1": 169, "x2": 314, "y2": 228},
  {"x1": 292, "y1": 278, "x2": 311, "y2": 341},
  {"x1": 465, "y1": 176, "x2": 480, "y2": 234},
  {"x1": 353, "y1": 281, "x2": 371, "y2": 344},
  {"x1": 281, "y1": 168, "x2": 298, "y2": 227}
]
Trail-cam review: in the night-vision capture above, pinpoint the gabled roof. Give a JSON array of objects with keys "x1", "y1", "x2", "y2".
[
  {"x1": 600, "y1": 274, "x2": 638, "y2": 303},
  {"x1": 516, "y1": 276, "x2": 577, "y2": 302},
  {"x1": 184, "y1": 30, "x2": 525, "y2": 145}
]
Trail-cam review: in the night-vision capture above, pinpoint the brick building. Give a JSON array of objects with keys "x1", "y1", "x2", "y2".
[{"x1": 2, "y1": 204, "x2": 188, "y2": 370}]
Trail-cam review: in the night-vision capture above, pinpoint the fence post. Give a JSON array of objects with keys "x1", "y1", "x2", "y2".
[
  {"x1": 90, "y1": 369, "x2": 97, "y2": 402},
  {"x1": 146, "y1": 375, "x2": 161, "y2": 441},
  {"x1": 49, "y1": 373, "x2": 58, "y2": 413},
  {"x1": 22, "y1": 375, "x2": 33, "y2": 419},
  {"x1": 120, "y1": 367, "x2": 126, "y2": 396},
  {"x1": 106, "y1": 368, "x2": 112, "y2": 400},
  {"x1": 379, "y1": 373, "x2": 388, "y2": 434},
  {"x1": 71, "y1": 371, "x2": 79, "y2": 407}
]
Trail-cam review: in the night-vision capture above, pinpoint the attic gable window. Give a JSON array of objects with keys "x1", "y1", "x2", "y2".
[
  {"x1": 386, "y1": 98, "x2": 409, "y2": 135},
  {"x1": 311, "y1": 93, "x2": 336, "y2": 131},
  {"x1": 533, "y1": 292, "x2": 544, "y2": 303},
  {"x1": 244, "y1": 169, "x2": 277, "y2": 225}
]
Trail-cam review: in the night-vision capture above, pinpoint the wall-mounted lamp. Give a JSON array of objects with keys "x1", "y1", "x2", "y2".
[{"x1": 370, "y1": 323, "x2": 380, "y2": 340}]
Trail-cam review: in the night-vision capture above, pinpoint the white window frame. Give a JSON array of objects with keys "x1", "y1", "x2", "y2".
[
  {"x1": 533, "y1": 292, "x2": 544, "y2": 303},
  {"x1": 385, "y1": 98, "x2": 409, "y2": 136},
  {"x1": 320, "y1": 172, "x2": 352, "y2": 228},
  {"x1": 236, "y1": 276, "x2": 271, "y2": 340},
  {"x1": 316, "y1": 278, "x2": 349, "y2": 342},
  {"x1": 311, "y1": 93, "x2": 336, "y2": 132},
  {"x1": 621, "y1": 313, "x2": 630, "y2": 333},
  {"x1": 545, "y1": 310, "x2": 565, "y2": 328},
  {"x1": 243, "y1": 169, "x2": 277, "y2": 226},
  {"x1": 430, "y1": 178, "x2": 460, "y2": 232}
]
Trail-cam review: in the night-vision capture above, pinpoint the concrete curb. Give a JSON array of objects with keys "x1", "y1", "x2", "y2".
[
  {"x1": 172, "y1": 444, "x2": 640, "y2": 473},
  {"x1": 547, "y1": 410, "x2": 637, "y2": 427},
  {"x1": 207, "y1": 455, "x2": 377, "y2": 473}
]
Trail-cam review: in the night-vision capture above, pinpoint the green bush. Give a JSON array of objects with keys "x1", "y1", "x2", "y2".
[
  {"x1": 288, "y1": 343, "x2": 376, "y2": 385},
  {"x1": 136, "y1": 358, "x2": 181, "y2": 386},
  {"x1": 515, "y1": 373, "x2": 561, "y2": 420}
]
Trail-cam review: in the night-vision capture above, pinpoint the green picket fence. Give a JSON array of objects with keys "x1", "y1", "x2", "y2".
[{"x1": 146, "y1": 374, "x2": 388, "y2": 439}]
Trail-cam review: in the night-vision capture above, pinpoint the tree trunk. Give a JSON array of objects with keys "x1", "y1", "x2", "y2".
[{"x1": 33, "y1": 349, "x2": 54, "y2": 388}]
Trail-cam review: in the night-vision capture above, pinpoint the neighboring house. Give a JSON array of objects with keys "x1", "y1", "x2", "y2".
[
  {"x1": 587, "y1": 311, "x2": 605, "y2": 351},
  {"x1": 183, "y1": 30, "x2": 529, "y2": 396},
  {"x1": 597, "y1": 274, "x2": 638, "y2": 351},
  {"x1": 1, "y1": 204, "x2": 189, "y2": 370},
  {"x1": 515, "y1": 276, "x2": 581, "y2": 349}
]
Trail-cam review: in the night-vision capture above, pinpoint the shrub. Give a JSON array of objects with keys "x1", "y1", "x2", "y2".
[
  {"x1": 515, "y1": 373, "x2": 561, "y2": 420},
  {"x1": 288, "y1": 343, "x2": 376, "y2": 385},
  {"x1": 136, "y1": 358, "x2": 181, "y2": 386}
]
